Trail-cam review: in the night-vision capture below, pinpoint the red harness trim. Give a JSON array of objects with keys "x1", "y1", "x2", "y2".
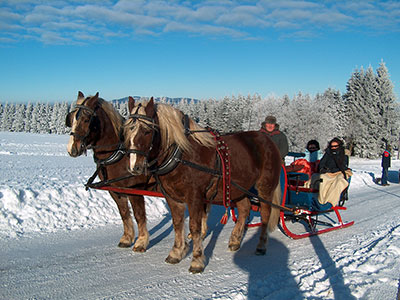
[
  {"x1": 93, "y1": 186, "x2": 164, "y2": 197},
  {"x1": 208, "y1": 130, "x2": 231, "y2": 224}
]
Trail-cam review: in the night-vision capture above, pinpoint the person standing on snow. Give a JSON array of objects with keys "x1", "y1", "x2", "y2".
[{"x1": 381, "y1": 147, "x2": 391, "y2": 186}]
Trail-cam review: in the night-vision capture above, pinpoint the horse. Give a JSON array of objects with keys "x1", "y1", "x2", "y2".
[
  {"x1": 66, "y1": 91, "x2": 150, "y2": 252},
  {"x1": 123, "y1": 97, "x2": 282, "y2": 273}
]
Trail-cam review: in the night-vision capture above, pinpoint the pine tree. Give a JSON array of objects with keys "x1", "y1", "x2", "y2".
[
  {"x1": 344, "y1": 68, "x2": 366, "y2": 156},
  {"x1": 314, "y1": 88, "x2": 344, "y2": 149},
  {"x1": 376, "y1": 61, "x2": 398, "y2": 149},
  {"x1": 11, "y1": 103, "x2": 26, "y2": 132},
  {"x1": 24, "y1": 102, "x2": 33, "y2": 132},
  {"x1": 343, "y1": 63, "x2": 399, "y2": 158},
  {"x1": 0, "y1": 103, "x2": 14, "y2": 132}
]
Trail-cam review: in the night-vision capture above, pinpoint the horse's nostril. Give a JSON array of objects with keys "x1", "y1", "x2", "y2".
[{"x1": 69, "y1": 148, "x2": 78, "y2": 157}]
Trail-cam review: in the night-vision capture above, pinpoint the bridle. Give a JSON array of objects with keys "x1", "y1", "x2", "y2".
[
  {"x1": 125, "y1": 106, "x2": 161, "y2": 173},
  {"x1": 66, "y1": 103, "x2": 98, "y2": 151}
]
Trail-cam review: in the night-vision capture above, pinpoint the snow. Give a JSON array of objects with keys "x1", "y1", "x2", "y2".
[{"x1": 1, "y1": 131, "x2": 400, "y2": 299}]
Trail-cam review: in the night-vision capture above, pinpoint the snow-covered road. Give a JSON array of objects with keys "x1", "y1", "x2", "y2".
[{"x1": 1, "y1": 132, "x2": 399, "y2": 299}]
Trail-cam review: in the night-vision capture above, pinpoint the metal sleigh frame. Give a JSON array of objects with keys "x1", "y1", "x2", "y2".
[{"x1": 231, "y1": 155, "x2": 354, "y2": 239}]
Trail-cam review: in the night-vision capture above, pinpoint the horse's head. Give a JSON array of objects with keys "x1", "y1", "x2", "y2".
[
  {"x1": 66, "y1": 91, "x2": 101, "y2": 157},
  {"x1": 124, "y1": 97, "x2": 159, "y2": 175}
]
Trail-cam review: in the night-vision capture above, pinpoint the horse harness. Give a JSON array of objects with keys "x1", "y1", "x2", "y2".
[
  {"x1": 82, "y1": 107, "x2": 292, "y2": 218},
  {"x1": 66, "y1": 100, "x2": 100, "y2": 152},
  {"x1": 124, "y1": 111, "x2": 292, "y2": 219}
]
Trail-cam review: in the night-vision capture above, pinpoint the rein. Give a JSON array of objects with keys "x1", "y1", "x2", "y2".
[{"x1": 177, "y1": 149, "x2": 293, "y2": 213}]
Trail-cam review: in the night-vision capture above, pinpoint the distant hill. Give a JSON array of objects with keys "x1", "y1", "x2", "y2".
[{"x1": 111, "y1": 96, "x2": 199, "y2": 105}]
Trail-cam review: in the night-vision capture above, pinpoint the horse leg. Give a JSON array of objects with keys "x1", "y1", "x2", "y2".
[
  {"x1": 228, "y1": 199, "x2": 250, "y2": 251},
  {"x1": 201, "y1": 203, "x2": 210, "y2": 239},
  {"x1": 128, "y1": 195, "x2": 149, "y2": 252},
  {"x1": 256, "y1": 183, "x2": 281, "y2": 255},
  {"x1": 256, "y1": 200, "x2": 271, "y2": 255},
  {"x1": 110, "y1": 192, "x2": 134, "y2": 248},
  {"x1": 187, "y1": 198, "x2": 206, "y2": 273},
  {"x1": 188, "y1": 203, "x2": 210, "y2": 240},
  {"x1": 165, "y1": 199, "x2": 188, "y2": 264}
]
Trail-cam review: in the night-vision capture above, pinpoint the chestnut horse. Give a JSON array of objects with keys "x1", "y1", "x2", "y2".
[
  {"x1": 66, "y1": 91, "x2": 150, "y2": 252},
  {"x1": 124, "y1": 98, "x2": 282, "y2": 273}
]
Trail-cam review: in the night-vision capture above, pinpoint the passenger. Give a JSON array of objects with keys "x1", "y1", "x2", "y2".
[
  {"x1": 318, "y1": 137, "x2": 349, "y2": 175},
  {"x1": 305, "y1": 139, "x2": 323, "y2": 163},
  {"x1": 288, "y1": 140, "x2": 322, "y2": 178},
  {"x1": 307, "y1": 137, "x2": 352, "y2": 210},
  {"x1": 261, "y1": 115, "x2": 289, "y2": 162}
]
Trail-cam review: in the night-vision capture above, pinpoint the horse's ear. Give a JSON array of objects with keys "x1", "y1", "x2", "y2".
[
  {"x1": 128, "y1": 96, "x2": 135, "y2": 113},
  {"x1": 78, "y1": 91, "x2": 84, "y2": 99},
  {"x1": 145, "y1": 97, "x2": 155, "y2": 116},
  {"x1": 86, "y1": 92, "x2": 99, "y2": 107}
]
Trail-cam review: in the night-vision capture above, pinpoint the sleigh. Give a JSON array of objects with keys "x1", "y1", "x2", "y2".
[
  {"x1": 90, "y1": 166, "x2": 354, "y2": 240},
  {"x1": 231, "y1": 152, "x2": 354, "y2": 239},
  {"x1": 88, "y1": 152, "x2": 354, "y2": 240}
]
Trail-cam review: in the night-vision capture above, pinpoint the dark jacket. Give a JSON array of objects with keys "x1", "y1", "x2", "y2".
[
  {"x1": 260, "y1": 128, "x2": 289, "y2": 159},
  {"x1": 318, "y1": 147, "x2": 349, "y2": 174},
  {"x1": 381, "y1": 150, "x2": 391, "y2": 168}
]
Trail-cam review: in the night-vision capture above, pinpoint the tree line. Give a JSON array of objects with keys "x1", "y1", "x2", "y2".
[{"x1": 0, "y1": 61, "x2": 398, "y2": 158}]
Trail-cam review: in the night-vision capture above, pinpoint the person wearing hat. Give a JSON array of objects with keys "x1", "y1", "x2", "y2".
[
  {"x1": 260, "y1": 115, "x2": 289, "y2": 162},
  {"x1": 381, "y1": 146, "x2": 391, "y2": 186}
]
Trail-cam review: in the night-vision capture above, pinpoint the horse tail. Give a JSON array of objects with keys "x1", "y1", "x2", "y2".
[{"x1": 268, "y1": 181, "x2": 281, "y2": 232}]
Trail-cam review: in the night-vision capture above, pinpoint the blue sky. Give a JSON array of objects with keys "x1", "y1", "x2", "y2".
[{"x1": 1, "y1": 0, "x2": 399, "y2": 103}]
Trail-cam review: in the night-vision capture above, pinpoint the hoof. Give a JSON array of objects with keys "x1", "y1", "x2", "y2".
[
  {"x1": 255, "y1": 248, "x2": 266, "y2": 256},
  {"x1": 132, "y1": 246, "x2": 146, "y2": 253},
  {"x1": 189, "y1": 266, "x2": 204, "y2": 274},
  {"x1": 165, "y1": 255, "x2": 181, "y2": 264},
  {"x1": 118, "y1": 242, "x2": 132, "y2": 248},
  {"x1": 228, "y1": 244, "x2": 241, "y2": 252}
]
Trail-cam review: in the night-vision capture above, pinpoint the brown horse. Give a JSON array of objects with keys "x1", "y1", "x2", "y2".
[
  {"x1": 123, "y1": 98, "x2": 282, "y2": 273},
  {"x1": 66, "y1": 91, "x2": 150, "y2": 252}
]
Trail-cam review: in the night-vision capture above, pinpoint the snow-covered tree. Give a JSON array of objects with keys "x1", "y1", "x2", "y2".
[
  {"x1": 376, "y1": 61, "x2": 398, "y2": 149},
  {"x1": 24, "y1": 102, "x2": 33, "y2": 132},
  {"x1": 0, "y1": 103, "x2": 14, "y2": 131},
  {"x1": 11, "y1": 103, "x2": 26, "y2": 132},
  {"x1": 314, "y1": 88, "x2": 344, "y2": 149},
  {"x1": 344, "y1": 62, "x2": 398, "y2": 157}
]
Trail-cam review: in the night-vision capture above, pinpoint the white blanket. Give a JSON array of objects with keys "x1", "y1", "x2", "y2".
[{"x1": 304, "y1": 170, "x2": 352, "y2": 206}]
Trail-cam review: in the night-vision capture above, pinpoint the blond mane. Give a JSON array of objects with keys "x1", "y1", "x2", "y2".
[{"x1": 125, "y1": 101, "x2": 216, "y2": 153}]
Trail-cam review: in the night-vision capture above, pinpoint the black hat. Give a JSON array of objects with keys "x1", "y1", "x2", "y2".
[{"x1": 264, "y1": 115, "x2": 276, "y2": 124}]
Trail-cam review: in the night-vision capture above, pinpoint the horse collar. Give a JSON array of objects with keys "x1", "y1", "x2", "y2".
[
  {"x1": 94, "y1": 144, "x2": 126, "y2": 166},
  {"x1": 150, "y1": 144, "x2": 182, "y2": 175}
]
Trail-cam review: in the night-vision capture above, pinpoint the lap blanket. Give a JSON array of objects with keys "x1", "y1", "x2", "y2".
[{"x1": 304, "y1": 170, "x2": 353, "y2": 207}]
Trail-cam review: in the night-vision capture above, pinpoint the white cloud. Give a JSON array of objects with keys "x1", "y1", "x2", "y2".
[{"x1": 0, "y1": 0, "x2": 399, "y2": 45}]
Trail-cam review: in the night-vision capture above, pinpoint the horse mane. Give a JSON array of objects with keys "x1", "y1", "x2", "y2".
[
  {"x1": 77, "y1": 96, "x2": 124, "y2": 138},
  {"x1": 157, "y1": 103, "x2": 216, "y2": 152},
  {"x1": 126, "y1": 101, "x2": 216, "y2": 153}
]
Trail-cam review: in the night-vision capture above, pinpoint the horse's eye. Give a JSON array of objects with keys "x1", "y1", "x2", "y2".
[{"x1": 144, "y1": 130, "x2": 152, "y2": 136}]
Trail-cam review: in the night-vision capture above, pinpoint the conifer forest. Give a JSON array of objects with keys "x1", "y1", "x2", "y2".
[{"x1": 0, "y1": 62, "x2": 398, "y2": 158}]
